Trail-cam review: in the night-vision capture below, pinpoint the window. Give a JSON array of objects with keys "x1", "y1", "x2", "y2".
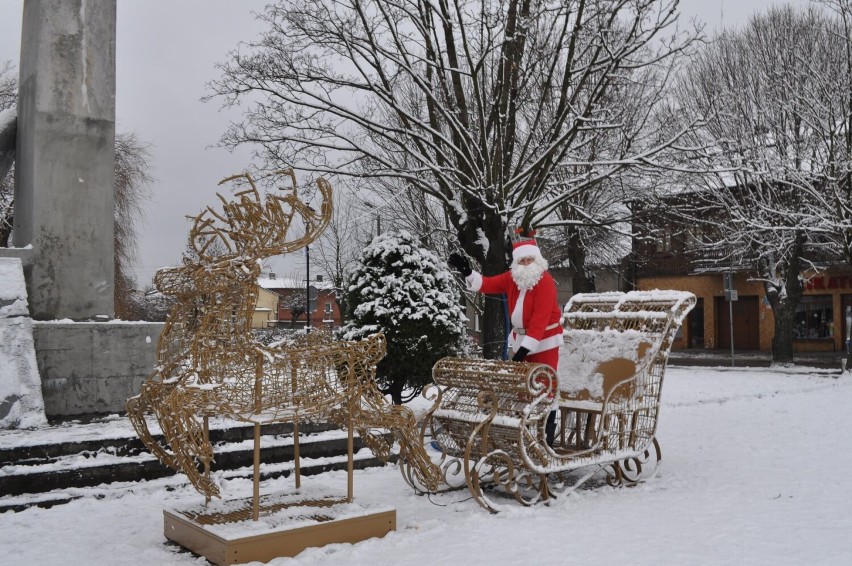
[
  {"x1": 653, "y1": 227, "x2": 673, "y2": 253},
  {"x1": 794, "y1": 295, "x2": 833, "y2": 339},
  {"x1": 324, "y1": 303, "x2": 332, "y2": 314}
]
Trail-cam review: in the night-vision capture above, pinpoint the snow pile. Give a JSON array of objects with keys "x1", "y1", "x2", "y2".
[
  {"x1": 0, "y1": 106, "x2": 15, "y2": 133},
  {"x1": 0, "y1": 257, "x2": 47, "y2": 429},
  {"x1": 558, "y1": 328, "x2": 652, "y2": 399}
]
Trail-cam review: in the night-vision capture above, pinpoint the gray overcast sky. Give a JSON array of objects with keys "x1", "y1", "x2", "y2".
[{"x1": 0, "y1": 0, "x2": 800, "y2": 287}]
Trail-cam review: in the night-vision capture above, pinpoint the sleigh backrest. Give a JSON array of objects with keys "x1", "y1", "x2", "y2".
[{"x1": 558, "y1": 290, "x2": 696, "y2": 450}]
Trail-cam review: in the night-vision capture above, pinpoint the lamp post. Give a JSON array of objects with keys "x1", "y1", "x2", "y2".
[
  {"x1": 304, "y1": 202, "x2": 316, "y2": 334},
  {"x1": 305, "y1": 245, "x2": 311, "y2": 334}
]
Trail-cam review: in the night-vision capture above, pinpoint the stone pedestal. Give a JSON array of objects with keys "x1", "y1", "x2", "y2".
[{"x1": 33, "y1": 320, "x2": 162, "y2": 416}]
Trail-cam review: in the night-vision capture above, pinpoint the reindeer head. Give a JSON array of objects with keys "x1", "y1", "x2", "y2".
[
  {"x1": 156, "y1": 170, "x2": 333, "y2": 298},
  {"x1": 187, "y1": 170, "x2": 332, "y2": 264}
]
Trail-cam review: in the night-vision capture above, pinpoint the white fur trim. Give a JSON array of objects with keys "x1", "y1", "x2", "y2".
[
  {"x1": 512, "y1": 242, "x2": 543, "y2": 262},
  {"x1": 466, "y1": 271, "x2": 483, "y2": 292},
  {"x1": 511, "y1": 289, "x2": 526, "y2": 328},
  {"x1": 519, "y1": 334, "x2": 541, "y2": 352},
  {"x1": 519, "y1": 333, "x2": 563, "y2": 354}
]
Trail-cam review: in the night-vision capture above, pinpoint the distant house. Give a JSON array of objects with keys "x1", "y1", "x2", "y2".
[
  {"x1": 251, "y1": 286, "x2": 281, "y2": 329},
  {"x1": 258, "y1": 274, "x2": 342, "y2": 329}
]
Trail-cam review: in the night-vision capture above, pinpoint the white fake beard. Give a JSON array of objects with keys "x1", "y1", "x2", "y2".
[{"x1": 511, "y1": 258, "x2": 547, "y2": 290}]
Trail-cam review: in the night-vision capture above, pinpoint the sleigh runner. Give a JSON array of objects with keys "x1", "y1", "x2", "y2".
[{"x1": 403, "y1": 290, "x2": 696, "y2": 513}]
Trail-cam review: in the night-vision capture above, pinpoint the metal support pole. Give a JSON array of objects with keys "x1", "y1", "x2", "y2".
[
  {"x1": 293, "y1": 420, "x2": 301, "y2": 489},
  {"x1": 203, "y1": 416, "x2": 210, "y2": 506},
  {"x1": 347, "y1": 407, "x2": 354, "y2": 502},
  {"x1": 291, "y1": 364, "x2": 301, "y2": 488},
  {"x1": 252, "y1": 423, "x2": 260, "y2": 521},
  {"x1": 252, "y1": 354, "x2": 262, "y2": 520}
]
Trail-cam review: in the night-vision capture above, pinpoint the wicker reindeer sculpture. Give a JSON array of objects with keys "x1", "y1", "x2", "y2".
[{"x1": 127, "y1": 171, "x2": 440, "y2": 514}]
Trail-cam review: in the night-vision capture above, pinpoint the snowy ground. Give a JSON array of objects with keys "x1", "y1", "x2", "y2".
[{"x1": 2, "y1": 365, "x2": 851, "y2": 566}]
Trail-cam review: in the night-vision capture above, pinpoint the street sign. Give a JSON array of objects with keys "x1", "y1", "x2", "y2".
[{"x1": 725, "y1": 290, "x2": 738, "y2": 302}]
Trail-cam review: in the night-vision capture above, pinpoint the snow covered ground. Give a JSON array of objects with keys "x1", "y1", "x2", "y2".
[{"x1": 1, "y1": 365, "x2": 851, "y2": 565}]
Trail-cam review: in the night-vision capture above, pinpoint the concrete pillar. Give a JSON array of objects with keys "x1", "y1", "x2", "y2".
[{"x1": 14, "y1": 0, "x2": 116, "y2": 320}]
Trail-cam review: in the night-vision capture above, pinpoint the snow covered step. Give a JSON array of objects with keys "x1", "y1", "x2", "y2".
[
  {"x1": 0, "y1": 448, "x2": 388, "y2": 513},
  {"x1": 0, "y1": 417, "x2": 393, "y2": 509},
  {"x1": 0, "y1": 418, "x2": 337, "y2": 465}
]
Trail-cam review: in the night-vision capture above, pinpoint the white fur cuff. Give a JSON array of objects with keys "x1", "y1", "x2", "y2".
[{"x1": 467, "y1": 271, "x2": 483, "y2": 292}]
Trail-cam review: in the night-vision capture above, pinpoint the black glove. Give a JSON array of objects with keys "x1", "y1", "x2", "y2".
[
  {"x1": 512, "y1": 346, "x2": 530, "y2": 362},
  {"x1": 447, "y1": 252, "x2": 472, "y2": 277}
]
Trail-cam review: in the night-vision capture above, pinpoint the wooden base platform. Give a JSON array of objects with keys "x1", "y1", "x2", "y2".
[{"x1": 163, "y1": 492, "x2": 396, "y2": 565}]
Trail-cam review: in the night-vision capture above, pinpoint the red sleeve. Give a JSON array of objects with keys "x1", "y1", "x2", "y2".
[{"x1": 476, "y1": 271, "x2": 514, "y2": 295}]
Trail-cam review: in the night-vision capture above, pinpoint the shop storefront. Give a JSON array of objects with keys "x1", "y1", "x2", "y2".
[{"x1": 637, "y1": 270, "x2": 852, "y2": 352}]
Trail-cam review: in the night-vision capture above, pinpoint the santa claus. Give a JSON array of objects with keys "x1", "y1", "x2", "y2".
[{"x1": 447, "y1": 238, "x2": 562, "y2": 445}]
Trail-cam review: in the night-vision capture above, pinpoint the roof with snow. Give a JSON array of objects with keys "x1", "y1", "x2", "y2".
[{"x1": 258, "y1": 276, "x2": 335, "y2": 291}]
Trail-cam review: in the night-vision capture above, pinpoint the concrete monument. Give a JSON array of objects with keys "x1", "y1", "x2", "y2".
[
  {"x1": 13, "y1": 0, "x2": 116, "y2": 320},
  {"x1": 0, "y1": 0, "x2": 160, "y2": 422}
]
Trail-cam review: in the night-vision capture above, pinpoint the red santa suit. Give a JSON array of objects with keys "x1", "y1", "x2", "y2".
[{"x1": 464, "y1": 240, "x2": 563, "y2": 371}]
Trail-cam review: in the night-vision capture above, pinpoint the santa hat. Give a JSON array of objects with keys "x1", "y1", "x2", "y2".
[{"x1": 512, "y1": 239, "x2": 544, "y2": 263}]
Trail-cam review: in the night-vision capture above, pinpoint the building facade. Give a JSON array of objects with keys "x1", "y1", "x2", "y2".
[
  {"x1": 631, "y1": 198, "x2": 852, "y2": 353},
  {"x1": 637, "y1": 271, "x2": 852, "y2": 353},
  {"x1": 258, "y1": 275, "x2": 342, "y2": 329},
  {"x1": 251, "y1": 287, "x2": 281, "y2": 329}
]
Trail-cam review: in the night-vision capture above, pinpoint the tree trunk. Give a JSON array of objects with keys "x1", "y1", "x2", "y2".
[
  {"x1": 567, "y1": 230, "x2": 595, "y2": 294},
  {"x1": 480, "y1": 294, "x2": 507, "y2": 359},
  {"x1": 459, "y1": 208, "x2": 508, "y2": 360},
  {"x1": 770, "y1": 296, "x2": 796, "y2": 364},
  {"x1": 761, "y1": 244, "x2": 805, "y2": 365},
  {"x1": 385, "y1": 377, "x2": 404, "y2": 405},
  {"x1": 334, "y1": 286, "x2": 347, "y2": 326}
]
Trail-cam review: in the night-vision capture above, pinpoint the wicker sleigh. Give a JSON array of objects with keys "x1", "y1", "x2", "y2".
[{"x1": 402, "y1": 290, "x2": 696, "y2": 512}]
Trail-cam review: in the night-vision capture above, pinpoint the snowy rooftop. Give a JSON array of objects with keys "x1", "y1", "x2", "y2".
[{"x1": 258, "y1": 276, "x2": 335, "y2": 291}]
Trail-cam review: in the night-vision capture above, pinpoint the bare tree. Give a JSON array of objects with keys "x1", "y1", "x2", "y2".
[
  {"x1": 309, "y1": 186, "x2": 371, "y2": 324},
  {"x1": 814, "y1": 0, "x2": 852, "y2": 368},
  {"x1": 180, "y1": 230, "x2": 229, "y2": 266},
  {"x1": 114, "y1": 132, "x2": 154, "y2": 319},
  {"x1": 0, "y1": 60, "x2": 14, "y2": 110},
  {"x1": 668, "y1": 5, "x2": 847, "y2": 363},
  {"x1": 1, "y1": 60, "x2": 16, "y2": 245},
  {"x1": 811, "y1": 0, "x2": 852, "y2": 271},
  {"x1": 207, "y1": 0, "x2": 700, "y2": 358},
  {"x1": 279, "y1": 290, "x2": 308, "y2": 329},
  {"x1": 0, "y1": 166, "x2": 11, "y2": 248}
]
